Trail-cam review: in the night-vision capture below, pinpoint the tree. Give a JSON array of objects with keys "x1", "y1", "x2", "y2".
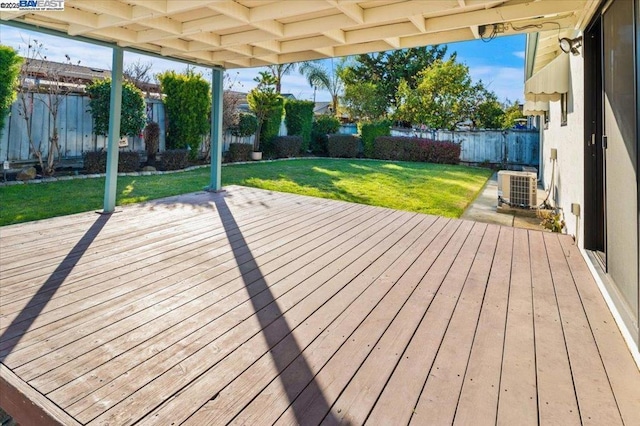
[
  {"x1": 267, "y1": 63, "x2": 298, "y2": 94},
  {"x1": 501, "y1": 100, "x2": 525, "y2": 129},
  {"x1": 342, "y1": 81, "x2": 387, "y2": 121},
  {"x1": 299, "y1": 59, "x2": 343, "y2": 115},
  {"x1": 341, "y1": 46, "x2": 449, "y2": 112},
  {"x1": 474, "y1": 97, "x2": 505, "y2": 129},
  {"x1": 247, "y1": 71, "x2": 283, "y2": 152},
  {"x1": 0, "y1": 45, "x2": 22, "y2": 136},
  {"x1": 86, "y1": 78, "x2": 146, "y2": 137},
  {"x1": 395, "y1": 58, "x2": 479, "y2": 130},
  {"x1": 16, "y1": 39, "x2": 81, "y2": 175},
  {"x1": 123, "y1": 58, "x2": 153, "y2": 94},
  {"x1": 157, "y1": 69, "x2": 211, "y2": 157}
]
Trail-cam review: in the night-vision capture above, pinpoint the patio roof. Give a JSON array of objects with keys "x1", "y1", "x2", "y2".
[{"x1": 1, "y1": 0, "x2": 599, "y2": 69}]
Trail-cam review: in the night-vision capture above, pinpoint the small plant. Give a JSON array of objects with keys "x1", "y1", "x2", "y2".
[
  {"x1": 143, "y1": 121, "x2": 160, "y2": 161},
  {"x1": 231, "y1": 112, "x2": 258, "y2": 137},
  {"x1": 538, "y1": 209, "x2": 565, "y2": 233}
]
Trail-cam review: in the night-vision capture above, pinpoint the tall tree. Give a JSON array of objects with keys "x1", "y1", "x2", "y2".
[
  {"x1": 267, "y1": 63, "x2": 298, "y2": 94},
  {"x1": 299, "y1": 59, "x2": 343, "y2": 115},
  {"x1": 395, "y1": 58, "x2": 479, "y2": 130},
  {"x1": 341, "y1": 46, "x2": 449, "y2": 112}
]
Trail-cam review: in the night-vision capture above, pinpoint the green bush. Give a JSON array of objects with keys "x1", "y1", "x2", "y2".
[
  {"x1": 359, "y1": 120, "x2": 391, "y2": 157},
  {"x1": 311, "y1": 115, "x2": 341, "y2": 155},
  {"x1": 284, "y1": 100, "x2": 314, "y2": 152},
  {"x1": 373, "y1": 136, "x2": 460, "y2": 164},
  {"x1": 327, "y1": 135, "x2": 360, "y2": 158},
  {"x1": 273, "y1": 136, "x2": 302, "y2": 158},
  {"x1": 260, "y1": 97, "x2": 285, "y2": 155},
  {"x1": 86, "y1": 79, "x2": 146, "y2": 137},
  {"x1": 143, "y1": 121, "x2": 160, "y2": 161},
  {"x1": 231, "y1": 112, "x2": 258, "y2": 137},
  {"x1": 157, "y1": 70, "x2": 211, "y2": 157},
  {"x1": 159, "y1": 149, "x2": 189, "y2": 171},
  {"x1": 0, "y1": 45, "x2": 21, "y2": 135},
  {"x1": 82, "y1": 150, "x2": 141, "y2": 173},
  {"x1": 227, "y1": 143, "x2": 252, "y2": 162}
]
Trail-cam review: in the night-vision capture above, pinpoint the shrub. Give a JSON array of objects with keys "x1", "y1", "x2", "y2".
[
  {"x1": 284, "y1": 100, "x2": 314, "y2": 152},
  {"x1": 0, "y1": 45, "x2": 21, "y2": 136},
  {"x1": 157, "y1": 70, "x2": 211, "y2": 156},
  {"x1": 260, "y1": 97, "x2": 285, "y2": 154},
  {"x1": 83, "y1": 150, "x2": 141, "y2": 173},
  {"x1": 231, "y1": 112, "x2": 258, "y2": 137},
  {"x1": 118, "y1": 151, "x2": 142, "y2": 172},
  {"x1": 227, "y1": 143, "x2": 252, "y2": 162},
  {"x1": 86, "y1": 79, "x2": 146, "y2": 137},
  {"x1": 311, "y1": 115, "x2": 341, "y2": 155},
  {"x1": 83, "y1": 151, "x2": 107, "y2": 173},
  {"x1": 159, "y1": 149, "x2": 189, "y2": 171},
  {"x1": 327, "y1": 135, "x2": 360, "y2": 158},
  {"x1": 359, "y1": 120, "x2": 391, "y2": 157},
  {"x1": 373, "y1": 136, "x2": 460, "y2": 164},
  {"x1": 272, "y1": 135, "x2": 302, "y2": 158},
  {"x1": 143, "y1": 121, "x2": 160, "y2": 161}
]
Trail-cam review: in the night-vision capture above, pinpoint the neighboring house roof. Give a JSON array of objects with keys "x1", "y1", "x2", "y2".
[{"x1": 313, "y1": 102, "x2": 332, "y2": 115}]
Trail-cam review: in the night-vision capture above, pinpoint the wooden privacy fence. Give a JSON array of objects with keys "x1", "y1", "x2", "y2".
[
  {"x1": 389, "y1": 128, "x2": 539, "y2": 166},
  {"x1": 0, "y1": 93, "x2": 254, "y2": 163}
]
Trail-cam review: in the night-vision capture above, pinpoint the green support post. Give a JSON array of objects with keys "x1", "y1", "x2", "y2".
[
  {"x1": 103, "y1": 47, "x2": 123, "y2": 213},
  {"x1": 208, "y1": 68, "x2": 224, "y2": 191}
]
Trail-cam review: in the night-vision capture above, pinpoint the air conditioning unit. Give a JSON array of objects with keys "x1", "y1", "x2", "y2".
[{"x1": 497, "y1": 170, "x2": 537, "y2": 208}]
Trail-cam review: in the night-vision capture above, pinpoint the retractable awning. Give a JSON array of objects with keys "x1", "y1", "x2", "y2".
[
  {"x1": 525, "y1": 53, "x2": 570, "y2": 102},
  {"x1": 523, "y1": 96, "x2": 550, "y2": 116}
]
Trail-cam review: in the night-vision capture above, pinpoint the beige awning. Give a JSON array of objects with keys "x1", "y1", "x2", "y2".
[
  {"x1": 523, "y1": 97, "x2": 550, "y2": 116},
  {"x1": 525, "y1": 54, "x2": 569, "y2": 102}
]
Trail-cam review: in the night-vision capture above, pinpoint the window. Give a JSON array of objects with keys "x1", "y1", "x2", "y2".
[{"x1": 560, "y1": 93, "x2": 568, "y2": 126}]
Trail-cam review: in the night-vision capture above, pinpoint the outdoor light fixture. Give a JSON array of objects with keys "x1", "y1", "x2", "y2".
[{"x1": 559, "y1": 36, "x2": 582, "y2": 55}]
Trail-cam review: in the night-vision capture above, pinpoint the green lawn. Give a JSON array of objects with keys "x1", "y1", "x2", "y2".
[{"x1": 0, "y1": 159, "x2": 492, "y2": 226}]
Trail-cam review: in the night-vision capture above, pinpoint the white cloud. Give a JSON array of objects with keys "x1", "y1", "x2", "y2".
[{"x1": 513, "y1": 50, "x2": 525, "y2": 59}]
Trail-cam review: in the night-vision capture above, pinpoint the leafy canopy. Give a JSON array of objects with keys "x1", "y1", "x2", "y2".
[
  {"x1": 341, "y1": 46, "x2": 449, "y2": 115},
  {"x1": 86, "y1": 78, "x2": 146, "y2": 137},
  {"x1": 0, "y1": 45, "x2": 22, "y2": 135},
  {"x1": 247, "y1": 71, "x2": 284, "y2": 151},
  {"x1": 157, "y1": 69, "x2": 211, "y2": 154}
]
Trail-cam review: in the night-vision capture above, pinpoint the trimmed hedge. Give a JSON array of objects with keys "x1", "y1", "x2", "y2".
[
  {"x1": 373, "y1": 136, "x2": 461, "y2": 164},
  {"x1": 272, "y1": 135, "x2": 302, "y2": 158},
  {"x1": 159, "y1": 149, "x2": 189, "y2": 171},
  {"x1": 311, "y1": 115, "x2": 341, "y2": 155},
  {"x1": 260, "y1": 97, "x2": 285, "y2": 155},
  {"x1": 327, "y1": 135, "x2": 360, "y2": 158},
  {"x1": 284, "y1": 100, "x2": 314, "y2": 152},
  {"x1": 227, "y1": 143, "x2": 252, "y2": 162},
  {"x1": 231, "y1": 113, "x2": 258, "y2": 137},
  {"x1": 83, "y1": 151, "x2": 141, "y2": 173},
  {"x1": 359, "y1": 120, "x2": 391, "y2": 158}
]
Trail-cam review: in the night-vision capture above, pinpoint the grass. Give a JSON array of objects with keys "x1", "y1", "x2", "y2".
[{"x1": 0, "y1": 159, "x2": 492, "y2": 226}]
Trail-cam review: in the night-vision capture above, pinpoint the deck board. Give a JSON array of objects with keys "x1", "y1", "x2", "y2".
[{"x1": 0, "y1": 186, "x2": 638, "y2": 426}]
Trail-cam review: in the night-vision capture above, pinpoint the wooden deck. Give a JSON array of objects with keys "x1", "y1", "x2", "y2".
[{"x1": 0, "y1": 185, "x2": 638, "y2": 426}]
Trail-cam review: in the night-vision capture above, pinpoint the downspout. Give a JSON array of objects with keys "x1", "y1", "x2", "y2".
[{"x1": 103, "y1": 47, "x2": 123, "y2": 213}]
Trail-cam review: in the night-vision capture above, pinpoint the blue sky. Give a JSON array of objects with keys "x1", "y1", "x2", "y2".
[{"x1": 0, "y1": 24, "x2": 525, "y2": 103}]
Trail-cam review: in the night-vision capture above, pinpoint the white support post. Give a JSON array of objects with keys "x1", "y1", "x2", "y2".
[
  {"x1": 103, "y1": 47, "x2": 123, "y2": 213},
  {"x1": 208, "y1": 68, "x2": 224, "y2": 191}
]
